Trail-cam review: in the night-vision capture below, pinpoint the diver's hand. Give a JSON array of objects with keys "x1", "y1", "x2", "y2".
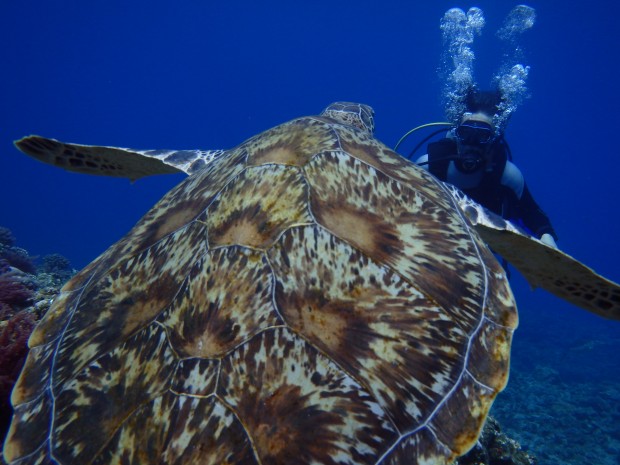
[{"x1": 540, "y1": 233, "x2": 558, "y2": 249}]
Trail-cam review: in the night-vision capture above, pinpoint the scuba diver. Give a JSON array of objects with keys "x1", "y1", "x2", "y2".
[
  {"x1": 402, "y1": 5, "x2": 558, "y2": 248},
  {"x1": 414, "y1": 88, "x2": 558, "y2": 248}
]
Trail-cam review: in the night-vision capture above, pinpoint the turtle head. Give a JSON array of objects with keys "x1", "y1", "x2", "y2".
[{"x1": 321, "y1": 102, "x2": 375, "y2": 134}]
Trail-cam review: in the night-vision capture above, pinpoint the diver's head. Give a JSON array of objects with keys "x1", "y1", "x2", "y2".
[
  {"x1": 454, "y1": 100, "x2": 499, "y2": 173},
  {"x1": 461, "y1": 88, "x2": 508, "y2": 138}
]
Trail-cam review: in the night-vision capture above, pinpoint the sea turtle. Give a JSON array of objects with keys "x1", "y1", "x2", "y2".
[{"x1": 4, "y1": 102, "x2": 620, "y2": 465}]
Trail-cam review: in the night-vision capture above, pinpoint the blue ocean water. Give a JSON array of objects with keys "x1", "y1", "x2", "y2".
[{"x1": 1, "y1": 1, "x2": 618, "y2": 463}]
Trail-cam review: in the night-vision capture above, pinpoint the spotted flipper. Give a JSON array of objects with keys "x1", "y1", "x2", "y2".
[
  {"x1": 448, "y1": 184, "x2": 620, "y2": 320},
  {"x1": 15, "y1": 135, "x2": 226, "y2": 181}
]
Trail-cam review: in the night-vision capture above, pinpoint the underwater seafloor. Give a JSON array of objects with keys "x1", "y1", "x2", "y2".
[{"x1": 491, "y1": 308, "x2": 620, "y2": 465}]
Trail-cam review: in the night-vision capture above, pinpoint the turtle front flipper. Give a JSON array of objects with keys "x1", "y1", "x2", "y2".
[
  {"x1": 15, "y1": 135, "x2": 226, "y2": 181},
  {"x1": 476, "y1": 224, "x2": 620, "y2": 320},
  {"x1": 452, "y1": 187, "x2": 620, "y2": 320}
]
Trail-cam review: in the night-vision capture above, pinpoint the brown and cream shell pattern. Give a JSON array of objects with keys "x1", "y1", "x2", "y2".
[{"x1": 4, "y1": 104, "x2": 517, "y2": 465}]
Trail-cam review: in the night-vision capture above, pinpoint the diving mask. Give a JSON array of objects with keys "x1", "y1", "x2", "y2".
[{"x1": 456, "y1": 120, "x2": 494, "y2": 145}]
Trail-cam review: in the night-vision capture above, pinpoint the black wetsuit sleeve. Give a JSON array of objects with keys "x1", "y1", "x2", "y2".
[{"x1": 513, "y1": 184, "x2": 558, "y2": 240}]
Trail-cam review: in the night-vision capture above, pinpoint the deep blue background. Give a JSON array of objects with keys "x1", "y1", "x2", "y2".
[{"x1": 1, "y1": 1, "x2": 619, "y2": 462}]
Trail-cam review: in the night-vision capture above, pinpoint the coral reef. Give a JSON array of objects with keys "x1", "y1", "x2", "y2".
[
  {"x1": 0, "y1": 228, "x2": 15, "y2": 248},
  {"x1": 0, "y1": 226, "x2": 36, "y2": 275},
  {"x1": 0, "y1": 248, "x2": 35, "y2": 275},
  {"x1": 0, "y1": 311, "x2": 36, "y2": 441},
  {"x1": 0, "y1": 226, "x2": 74, "y2": 450},
  {"x1": 0, "y1": 276, "x2": 33, "y2": 309},
  {"x1": 456, "y1": 416, "x2": 536, "y2": 465},
  {"x1": 38, "y1": 253, "x2": 75, "y2": 285}
]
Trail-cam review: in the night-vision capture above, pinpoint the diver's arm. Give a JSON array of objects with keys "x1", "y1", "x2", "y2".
[
  {"x1": 515, "y1": 184, "x2": 558, "y2": 242},
  {"x1": 501, "y1": 162, "x2": 558, "y2": 245}
]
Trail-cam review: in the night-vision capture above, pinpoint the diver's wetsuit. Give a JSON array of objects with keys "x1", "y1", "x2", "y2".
[{"x1": 417, "y1": 137, "x2": 557, "y2": 240}]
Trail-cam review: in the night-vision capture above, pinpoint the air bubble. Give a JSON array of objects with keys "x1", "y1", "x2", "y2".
[
  {"x1": 440, "y1": 7, "x2": 486, "y2": 124},
  {"x1": 439, "y1": 6, "x2": 536, "y2": 132},
  {"x1": 497, "y1": 5, "x2": 536, "y2": 41}
]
